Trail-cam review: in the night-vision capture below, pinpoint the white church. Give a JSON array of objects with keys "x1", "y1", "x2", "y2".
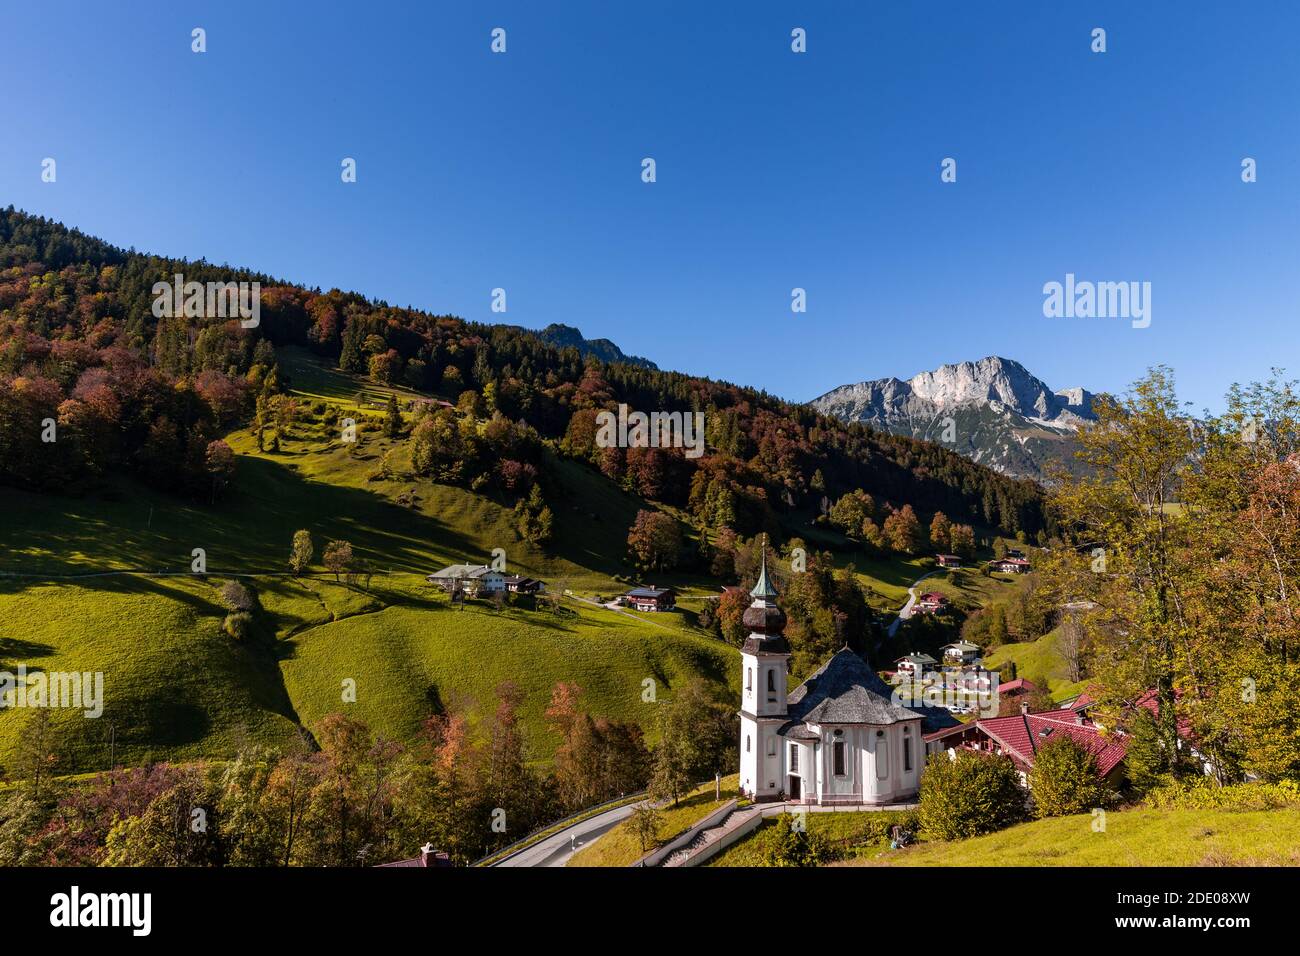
[{"x1": 739, "y1": 551, "x2": 941, "y2": 805}]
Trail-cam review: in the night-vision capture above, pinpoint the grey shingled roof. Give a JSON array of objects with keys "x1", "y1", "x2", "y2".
[{"x1": 785, "y1": 648, "x2": 922, "y2": 726}]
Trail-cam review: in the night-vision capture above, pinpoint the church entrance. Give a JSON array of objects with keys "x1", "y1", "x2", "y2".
[{"x1": 788, "y1": 775, "x2": 801, "y2": 800}]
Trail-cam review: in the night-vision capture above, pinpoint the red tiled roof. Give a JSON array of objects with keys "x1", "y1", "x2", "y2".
[
  {"x1": 998, "y1": 678, "x2": 1039, "y2": 694},
  {"x1": 976, "y1": 710, "x2": 1128, "y2": 776}
]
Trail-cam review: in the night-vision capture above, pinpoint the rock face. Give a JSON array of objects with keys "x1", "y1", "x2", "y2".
[
  {"x1": 529, "y1": 323, "x2": 657, "y2": 370},
  {"x1": 811, "y1": 356, "x2": 1098, "y2": 482}
]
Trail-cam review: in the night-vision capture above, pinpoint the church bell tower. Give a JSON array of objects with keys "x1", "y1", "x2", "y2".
[{"x1": 738, "y1": 539, "x2": 791, "y2": 801}]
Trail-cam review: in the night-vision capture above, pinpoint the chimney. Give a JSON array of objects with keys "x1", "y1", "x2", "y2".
[
  {"x1": 420, "y1": 842, "x2": 436, "y2": 867},
  {"x1": 1020, "y1": 701, "x2": 1029, "y2": 716}
]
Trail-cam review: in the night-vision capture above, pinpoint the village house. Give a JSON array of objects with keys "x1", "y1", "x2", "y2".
[
  {"x1": 942, "y1": 640, "x2": 982, "y2": 666},
  {"x1": 894, "y1": 652, "x2": 939, "y2": 678},
  {"x1": 998, "y1": 677, "x2": 1040, "y2": 700},
  {"x1": 914, "y1": 592, "x2": 949, "y2": 614},
  {"x1": 936, "y1": 554, "x2": 963, "y2": 569},
  {"x1": 502, "y1": 575, "x2": 544, "y2": 594},
  {"x1": 376, "y1": 843, "x2": 455, "y2": 868},
  {"x1": 624, "y1": 586, "x2": 676, "y2": 612},
  {"x1": 739, "y1": 551, "x2": 956, "y2": 806},
  {"x1": 923, "y1": 705, "x2": 1128, "y2": 787},
  {"x1": 989, "y1": 557, "x2": 1031, "y2": 574},
  {"x1": 426, "y1": 563, "x2": 507, "y2": 597}
]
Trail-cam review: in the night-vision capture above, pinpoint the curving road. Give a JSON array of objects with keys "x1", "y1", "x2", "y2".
[
  {"x1": 490, "y1": 799, "x2": 647, "y2": 867},
  {"x1": 885, "y1": 571, "x2": 940, "y2": 640}
]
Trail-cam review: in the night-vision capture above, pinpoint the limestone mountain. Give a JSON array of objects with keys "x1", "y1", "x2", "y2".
[{"x1": 811, "y1": 356, "x2": 1098, "y2": 482}]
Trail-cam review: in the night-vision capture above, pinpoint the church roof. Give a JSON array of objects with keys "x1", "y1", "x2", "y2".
[
  {"x1": 784, "y1": 648, "x2": 922, "y2": 726},
  {"x1": 750, "y1": 547, "x2": 777, "y2": 600}
]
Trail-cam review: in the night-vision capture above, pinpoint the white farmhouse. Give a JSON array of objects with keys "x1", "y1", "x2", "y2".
[{"x1": 426, "y1": 563, "x2": 506, "y2": 596}]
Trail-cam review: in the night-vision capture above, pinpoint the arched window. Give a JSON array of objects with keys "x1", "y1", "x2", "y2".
[
  {"x1": 876, "y1": 729, "x2": 889, "y2": 779},
  {"x1": 746, "y1": 668, "x2": 752, "y2": 691},
  {"x1": 766, "y1": 669, "x2": 776, "y2": 692},
  {"x1": 746, "y1": 735, "x2": 751, "y2": 753}
]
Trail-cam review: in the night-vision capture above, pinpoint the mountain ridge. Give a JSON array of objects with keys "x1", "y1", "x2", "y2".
[{"x1": 811, "y1": 356, "x2": 1098, "y2": 481}]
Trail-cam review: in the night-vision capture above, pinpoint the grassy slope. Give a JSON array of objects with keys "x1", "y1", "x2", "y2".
[
  {"x1": 982, "y1": 627, "x2": 1089, "y2": 701},
  {"x1": 0, "y1": 576, "x2": 304, "y2": 770},
  {"x1": 0, "y1": 349, "x2": 740, "y2": 771},
  {"x1": 281, "y1": 600, "x2": 737, "y2": 756},
  {"x1": 846, "y1": 806, "x2": 1300, "y2": 866},
  {"x1": 567, "y1": 774, "x2": 741, "y2": 867}
]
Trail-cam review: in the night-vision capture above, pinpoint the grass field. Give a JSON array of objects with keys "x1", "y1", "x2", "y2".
[
  {"x1": 567, "y1": 774, "x2": 740, "y2": 867},
  {"x1": 0, "y1": 572, "x2": 738, "y2": 773},
  {"x1": 845, "y1": 805, "x2": 1300, "y2": 866}
]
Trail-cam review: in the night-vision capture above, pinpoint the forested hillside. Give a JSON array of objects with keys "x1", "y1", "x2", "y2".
[{"x1": 0, "y1": 206, "x2": 1046, "y2": 542}]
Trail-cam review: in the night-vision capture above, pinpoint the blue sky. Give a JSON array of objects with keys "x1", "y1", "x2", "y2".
[{"x1": 2, "y1": 1, "x2": 1296, "y2": 411}]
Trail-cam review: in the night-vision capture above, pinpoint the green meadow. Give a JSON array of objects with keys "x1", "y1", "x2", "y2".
[
  {"x1": 0, "y1": 349, "x2": 742, "y2": 774},
  {"x1": 0, "y1": 348, "x2": 1015, "y2": 776}
]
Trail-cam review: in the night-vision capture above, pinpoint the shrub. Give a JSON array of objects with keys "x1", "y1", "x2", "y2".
[
  {"x1": 918, "y1": 751, "x2": 1027, "y2": 840},
  {"x1": 219, "y1": 580, "x2": 253, "y2": 613},
  {"x1": 223, "y1": 611, "x2": 253, "y2": 641},
  {"x1": 1145, "y1": 779, "x2": 1300, "y2": 812},
  {"x1": 762, "y1": 813, "x2": 829, "y2": 867},
  {"x1": 1028, "y1": 736, "x2": 1109, "y2": 817}
]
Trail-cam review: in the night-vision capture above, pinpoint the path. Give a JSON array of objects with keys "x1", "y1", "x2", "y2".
[
  {"x1": 563, "y1": 592, "x2": 678, "y2": 632},
  {"x1": 884, "y1": 571, "x2": 941, "y2": 640}
]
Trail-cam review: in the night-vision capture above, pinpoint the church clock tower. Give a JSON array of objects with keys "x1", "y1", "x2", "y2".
[{"x1": 738, "y1": 541, "x2": 791, "y2": 801}]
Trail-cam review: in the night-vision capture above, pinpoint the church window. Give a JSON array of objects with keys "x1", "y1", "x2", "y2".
[
  {"x1": 904, "y1": 737, "x2": 913, "y2": 772},
  {"x1": 790, "y1": 745, "x2": 799, "y2": 772},
  {"x1": 832, "y1": 741, "x2": 845, "y2": 776},
  {"x1": 766, "y1": 669, "x2": 775, "y2": 692},
  {"x1": 876, "y1": 730, "x2": 889, "y2": 779},
  {"x1": 767, "y1": 737, "x2": 777, "y2": 757},
  {"x1": 746, "y1": 735, "x2": 751, "y2": 753}
]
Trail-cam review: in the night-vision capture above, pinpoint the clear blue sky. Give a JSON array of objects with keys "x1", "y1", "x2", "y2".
[{"x1": 2, "y1": 1, "x2": 1296, "y2": 411}]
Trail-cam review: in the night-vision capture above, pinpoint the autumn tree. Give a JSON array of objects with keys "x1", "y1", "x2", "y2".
[
  {"x1": 323, "y1": 539, "x2": 354, "y2": 582},
  {"x1": 205, "y1": 439, "x2": 235, "y2": 503},
  {"x1": 289, "y1": 530, "x2": 313, "y2": 576},
  {"x1": 948, "y1": 523, "x2": 976, "y2": 557},
  {"x1": 627, "y1": 509, "x2": 681, "y2": 572},
  {"x1": 929, "y1": 512, "x2": 952, "y2": 553},
  {"x1": 1051, "y1": 368, "x2": 1197, "y2": 774},
  {"x1": 883, "y1": 504, "x2": 922, "y2": 554}
]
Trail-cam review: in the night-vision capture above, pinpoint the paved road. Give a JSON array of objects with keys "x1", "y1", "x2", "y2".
[
  {"x1": 491, "y1": 799, "x2": 646, "y2": 867},
  {"x1": 885, "y1": 572, "x2": 940, "y2": 639}
]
